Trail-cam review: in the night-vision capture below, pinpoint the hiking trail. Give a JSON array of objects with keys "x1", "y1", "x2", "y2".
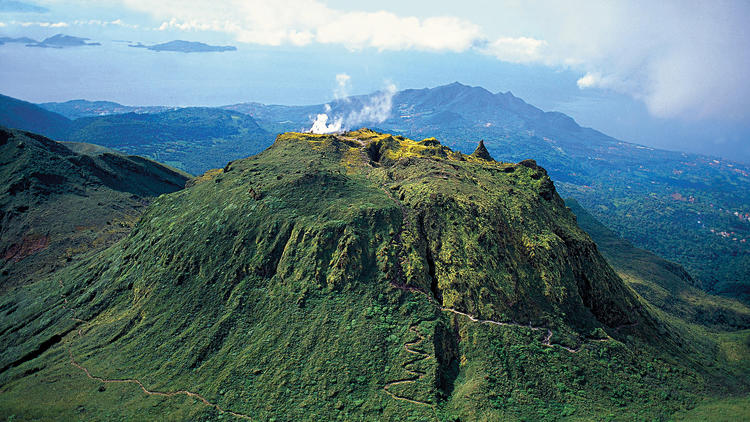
[
  {"x1": 382, "y1": 325, "x2": 434, "y2": 407},
  {"x1": 57, "y1": 279, "x2": 253, "y2": 420}
]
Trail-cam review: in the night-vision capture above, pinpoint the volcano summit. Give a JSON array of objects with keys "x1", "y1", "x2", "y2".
[{"x1": 0, "y1": 130, "x2": 746, "y2": 420}]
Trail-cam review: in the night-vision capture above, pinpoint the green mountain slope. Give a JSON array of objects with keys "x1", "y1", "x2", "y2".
[
  {"x1": 66, "y1": 108, "x2": 272, "y2": 175},
  {"x1": 567, "y1": 198, "x2": 750, "y2": 417},
  {"x1": 0, "y1": 127, "x2": 188, "y2": 289},
  {"x1": 567, "y1": 198, "x2": 750, "y2": 330},
  {"x1": 20, "y1": 87, "x2": 750, "y2": 301},
  {"x1": 1, "y1": 130, "x2": 746, "y2": 421},
  {"x1": 0, "y1": 94, "x2": 72, "y2": 140}
]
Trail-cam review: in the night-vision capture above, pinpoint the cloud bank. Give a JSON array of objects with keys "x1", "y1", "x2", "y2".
[
  {"x1": 38, "y1": 0, "x2": 750, "y2": 120},
  {"x1": 124, "y1": 0, "x2": 485, "y2": 52},
  {"x1": 558, "y1": 1, "x2": 750, "y2": 119}
]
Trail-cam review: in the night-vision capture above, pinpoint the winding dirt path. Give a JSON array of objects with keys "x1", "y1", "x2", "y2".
[
  {"x1": 438, "y1": 306, "x2": 593, "y2": 353},
  {"x1": 382, "y1": 325, "x2": 433, "y2": 407},
  {"x1": 57, "y1": 280, "x2": 253, "y2": 420}
]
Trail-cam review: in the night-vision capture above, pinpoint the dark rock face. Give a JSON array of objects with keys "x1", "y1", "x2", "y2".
[{"x1": 471, "y1": 140, "x2": 494, "y2": 161}]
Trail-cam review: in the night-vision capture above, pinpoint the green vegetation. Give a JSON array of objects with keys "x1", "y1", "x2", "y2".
[
  {"x1": 8, "y1": 88, "x2": 750, "y2": 301},
  {"x1": 0, "y1": 94, "x2": 273, "y2": 177},
  {"x1": 0, "y1": 127, "x2": 188, "y2": 289},
  {"x1": 674, "y1": 396, "x2": 750, "y2": 421},
  {"x1": 567, "y1": 199, "x2": 750, "y2": 331},
  {"x1": 569, "y1": 198, "x2": 750, "y2": 420},
  {"x1": 66, "y1": 108, "x2": 272, "y2": 175},
  {"x1": 1, "y1": 130, "x2": 747, "y2": 420},
  {"x1": 229, "y1": 83, "x2": 750, "y2": 302},
  {"x1": 393, "y1": 124, "x2": 750, "y2": 303}
]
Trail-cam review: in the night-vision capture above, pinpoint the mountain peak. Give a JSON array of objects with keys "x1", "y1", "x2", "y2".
[
  {"x1": 471, "y1": 139, "x2": 494, "y2": 161},
  {"x1": 438, "y1": 81, "x2": 488, "y2": 93}
]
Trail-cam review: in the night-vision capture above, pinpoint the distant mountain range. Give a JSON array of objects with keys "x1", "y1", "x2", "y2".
[
  {"x1": 129, "y1": 40, "x2": 237, "y2": 53},
  {"x1": 8, "y1": 96, "x2": 269, "y2": 174},
  {"x1": 6, "y1": 83, "x2": 750, "y2": 301}
]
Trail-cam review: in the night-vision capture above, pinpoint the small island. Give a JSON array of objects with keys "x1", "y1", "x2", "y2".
[
  {"x1": 0, "y1": 36, "x2": 38, "y2": 44},
  {"x1": 129, "y1": 40, "x2": 237, "y2": 53},
  {"x1": 26, "y1": 34, "x2": 100, "y2": 48}
]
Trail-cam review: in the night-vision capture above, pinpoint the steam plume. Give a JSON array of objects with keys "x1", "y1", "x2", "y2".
[{"x1": 309, "y1": 78, "x2": 396, "y2": 134}]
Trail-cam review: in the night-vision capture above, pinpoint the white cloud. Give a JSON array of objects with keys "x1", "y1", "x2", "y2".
[
  {"x1": 114, "y1": 0, "x2": 482, "y2": 52},
  {"x1": 44, "y1": 0, "x2": 750, "y2": 120},
  {"x1": 576, "y1": 72, "x2": 599, "y2": 89},
  {"x1": 73, "y1": 19, "x2": 139, "y2": 29},
  {"x1": 156, "y1": 18, "x2": 216, "y2": 32},
  {"x1": 14, "y1": 20, "x2": 68, "y2": 27},
  {"x1": 3, "y1": 18, "x2": 140, "y2": 29},
  {"x1": 482, "y1": 36, "x2": 547, "y2": 63},
  {"x1": 315, "y1": 12, "x2": 480, "y2": 52},
  {"x1": 547, "y1": 1, "x2": 750, "y2": 119}
]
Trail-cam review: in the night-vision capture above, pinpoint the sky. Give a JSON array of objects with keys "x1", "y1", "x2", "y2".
[{"x1": 1, "y1": 0, "x2": 749, "y2": 162}]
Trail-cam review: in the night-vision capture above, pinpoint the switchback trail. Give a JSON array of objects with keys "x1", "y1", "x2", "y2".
[
  {"x1": 376, "y1": 159, "x2": 616, "y2": 412},
  {"x1": 57, "y1": 280, "x2": 253, "y2": 420},
  {"x1": 382, "y1": 325, "x2": 433, "y2": 406},
  {"x1": 382, "y1": 324, "x2": 440, "y2": 421}
]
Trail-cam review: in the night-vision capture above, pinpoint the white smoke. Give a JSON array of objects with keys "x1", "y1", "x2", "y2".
[
  {"x1": 345, "y1": 83, "x2": 397, "y2": 128},
  {"x1": 310, "y1": 113, "x2": 343, "y2": 134},
  {"x1": 334, "y1": 73, "x2": 351, "y2": 100},
  {"x1": 309, "y1": 78, "x2": 396, "y2": 134}
]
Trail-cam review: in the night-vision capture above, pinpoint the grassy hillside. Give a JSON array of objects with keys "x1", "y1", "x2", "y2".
[
  {"x1": 0, "y1": 130, "x2": 747, "y2": 421},
  {"x1": 0, "y1": 127, "x2": 188, "y2": 289}
]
